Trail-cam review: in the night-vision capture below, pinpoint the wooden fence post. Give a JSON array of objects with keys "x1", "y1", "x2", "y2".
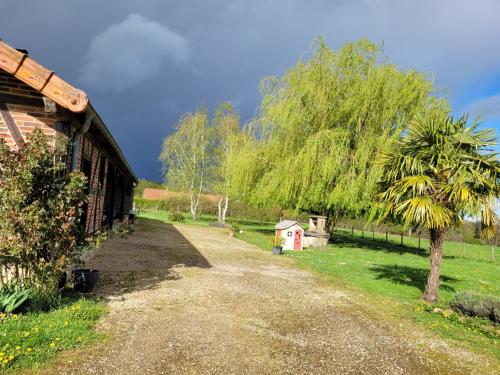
[
  {"x1": 385, "y1": 231, "x2": 388, "y2": 242},
  {"x1": 351, "y1": 226, "x2": 354, "y2": 235},
  {"x1": 463, "y1": 239, "x2": 466, "y2": 258},
  {"x1": 418, "y1": 235, "x2": 421, "y2": 250},
  {"x1": 400, "y1": 233, "x2": 403, "y2": 246}
]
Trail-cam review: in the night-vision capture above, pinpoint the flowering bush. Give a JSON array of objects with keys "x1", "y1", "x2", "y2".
[{"x1": 0, "y1": 130, "x2": 87, "y2": 292}]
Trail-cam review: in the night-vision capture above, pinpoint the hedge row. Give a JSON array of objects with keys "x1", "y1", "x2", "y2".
[{"x1": 134, "y1": 197, "x2": 308, "y2": 223}]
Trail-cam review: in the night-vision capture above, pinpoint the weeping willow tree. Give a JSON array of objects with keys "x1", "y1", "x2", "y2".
[{"x1": 234, "y1": 38, "x2": 448, "y2": 226}]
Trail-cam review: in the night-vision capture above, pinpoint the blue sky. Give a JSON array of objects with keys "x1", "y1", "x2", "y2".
[{"x1": 1, "y1": 0, "x2": 499, "y2": 180}]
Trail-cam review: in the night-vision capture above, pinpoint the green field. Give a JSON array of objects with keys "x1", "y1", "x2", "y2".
[{"x1": 139, "y1": 209, "x2": 500, "y2": 360}]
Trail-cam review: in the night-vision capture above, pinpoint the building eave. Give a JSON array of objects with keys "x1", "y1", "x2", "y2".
[
  {"x1": 86, "y1": 103, "x2": 138, "y2": 184},
  {"x1": 0, "y1": 38, "x2": 137, "y2": 183},
  {"x1": 0, "y1": 39, "x2": 88, "y2": 113}
]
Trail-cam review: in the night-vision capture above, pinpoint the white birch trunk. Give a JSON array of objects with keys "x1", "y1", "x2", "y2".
[
  {"x1": 218, "y1": 197, "x2": 223, "y2": 222},
  {"x1": 221, "y1": 195, "x2": 229, "y2": 223},
  {"x1": 190, "y1": 192, "x2": 197, "y2": 220}
]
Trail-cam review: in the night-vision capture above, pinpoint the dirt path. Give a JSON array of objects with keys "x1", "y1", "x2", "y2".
[{"x1": 54, "y1": 219, "x2": 490, "y2": 374}]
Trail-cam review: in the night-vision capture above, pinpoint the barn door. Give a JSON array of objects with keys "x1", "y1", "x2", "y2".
[{"x1": 294, "y1": 229, "x2": 302, "y2": 250}]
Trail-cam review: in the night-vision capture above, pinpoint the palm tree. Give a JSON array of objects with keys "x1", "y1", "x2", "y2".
[{"x1": 376, "y1": 114, "x2": 500, "y2": 302}]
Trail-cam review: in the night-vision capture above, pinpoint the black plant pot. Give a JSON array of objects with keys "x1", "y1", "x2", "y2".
[
  {"x1": 58, "y1": 272, "x2": 67, "y2": 290},
  {"x1": 272, "y1": 246, "x2": 283, "y2": 255},
  {"x1": 72, "y1": 269, "x2": 100, "y2": 293}
]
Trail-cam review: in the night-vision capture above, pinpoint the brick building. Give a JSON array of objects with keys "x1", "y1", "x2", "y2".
[{"x1": 0, "y1": 39, "x2": 137, "y2": 233}]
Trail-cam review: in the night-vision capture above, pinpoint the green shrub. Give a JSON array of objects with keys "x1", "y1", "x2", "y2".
[
  {"x1": 0, "y1": 130, "x2": 87, "y2": 291},
  {"x1": 134, "y1": 197, "x2": 170, "y2": 212},
  {"x1": 0, "y1": 283, "x2": 64, "y2": 313},
  {"x1": 24, "y1": 289, "x2": 63, "y2": 312},
  {"x1": 450, "y1": 291, "x2": 500, "y2": 323},
  {"x1": 228, "y1": 219, "x2": 241, "y2": 233},
  {"x1": 0, "y1": 284, "x2": 31, "y2": 313},
  {"x1": 167, "y1": 211, "x2": 185, "y2": 222}
]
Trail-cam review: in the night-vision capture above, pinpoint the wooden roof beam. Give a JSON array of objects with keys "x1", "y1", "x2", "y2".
[{"x1": 0, "y1": 39, "x2": 89, "y2": 113}]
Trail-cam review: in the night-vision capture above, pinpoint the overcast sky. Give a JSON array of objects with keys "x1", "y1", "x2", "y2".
[{"x1": 1, "y1": 0, "x2": 500, "y2": 180}]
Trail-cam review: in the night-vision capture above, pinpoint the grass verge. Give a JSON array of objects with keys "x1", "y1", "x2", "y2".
[{"x1": 1, "y1": 298, "x2": 106, "y2": 372}]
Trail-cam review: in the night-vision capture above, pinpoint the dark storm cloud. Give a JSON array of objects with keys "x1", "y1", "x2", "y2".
[
  {"x1": 1, "y1": 0, "x2": 500, "y2": 180},
  {"x1": 79, "y1": 14, "x2": 190, "y2": 91}
]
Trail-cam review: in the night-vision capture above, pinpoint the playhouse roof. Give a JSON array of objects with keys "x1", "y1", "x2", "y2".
[{"x1": 275, "y1": 220, "x2": 302, "y2": 230}]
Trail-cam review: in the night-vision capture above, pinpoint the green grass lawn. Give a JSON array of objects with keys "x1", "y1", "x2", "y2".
[
  {"x1": 0, "y1": 298, "x2": 106, "y2": 371},
  {"x1": 139, "y1": 209, "x2": 500, "y2": 360}
]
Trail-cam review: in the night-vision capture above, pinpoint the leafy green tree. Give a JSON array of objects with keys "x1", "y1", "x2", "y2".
[
  {"x1": 375, "y1": 115, "x2": 499, "y2": 302},
  {"x1": 160, "y1": 109, "x2": 213, "y2": 220},
  {"x1": 236, "y1": 39, "x2": 446, "y2": 227},
  {"x1": 211, "y1": 102, "x2": 241, "y2": 223},
  {"x1": 0, "y1": 130, "x2": 87, "y2": 291}
]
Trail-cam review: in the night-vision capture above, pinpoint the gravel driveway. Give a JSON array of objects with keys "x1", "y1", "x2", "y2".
[{"x1": 53, "y1": 218, "x2": 492, "y2": 374}]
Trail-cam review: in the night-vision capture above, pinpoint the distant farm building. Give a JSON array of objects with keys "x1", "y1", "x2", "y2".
[
  {"x1": 275, "y1": 220, "x2": 304, "y2": 250},
  {"x1": 0, "y1": 39, "x2": 137, "y2": 233},
  {"x1": 142, "y1": 188, "x2": 220, "y2": 205}
]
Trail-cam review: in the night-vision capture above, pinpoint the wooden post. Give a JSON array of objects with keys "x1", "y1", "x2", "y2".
[
  {"x1": 400, "y1": 233, "x2": 403, "y2": 246},
  {"x1": 492, "y1": 245, "x2": 495, "y2": 263},
  {"x1": 418, "y1": 235, "x2": 421, "y2": 250},
  {"x1": 361, "y1": 229, "x2": 364, "y2": 238},
  {"x1": 351, "y1": 226, "x2": 354, "y2": 235},
  {"x1": 385, "y1": 231, "x2": 388, "y2": 242},
  {"x1": 372, "y1": 228, "x2": 375, "y2": 239}
]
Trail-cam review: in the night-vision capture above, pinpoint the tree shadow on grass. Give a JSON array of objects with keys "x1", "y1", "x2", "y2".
[
  {"x1": 330, "y1": 230, "x2": 456, "y2": 260},
  {"x1": 369, "y1": 264, "x2": 459, "y2": 292}
]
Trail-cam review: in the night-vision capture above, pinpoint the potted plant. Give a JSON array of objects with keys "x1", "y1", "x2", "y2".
[
  {"x1": 228, "y1": 220, "x2": 240, "y2": 237},
  {"x1": 271, "y1": 235, "x2": 285, "y2": 255},
  {"x1": 72, "y1": 269, "x2": 100, "y2": 293},
  {"x1": 69, "y1": 231, "x2": 108, "y2": 293}
]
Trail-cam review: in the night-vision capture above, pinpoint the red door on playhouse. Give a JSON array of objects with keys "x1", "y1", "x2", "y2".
[{"x1": 294, "y1": 229, "x2": 302, "y2": 250}]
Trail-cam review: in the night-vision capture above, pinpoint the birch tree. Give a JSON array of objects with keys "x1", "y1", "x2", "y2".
[
  {"x1": 212, "y1": 102, "x2": 240, "y2": 223},
  {"x1": 160, "y1": 109, "x2": 213, "y2": 220}
]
